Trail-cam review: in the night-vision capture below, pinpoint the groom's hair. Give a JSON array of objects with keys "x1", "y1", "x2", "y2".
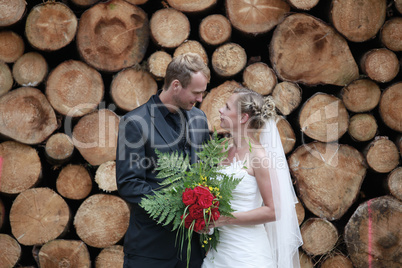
[{"x1": 163, "y1": 53, "x2": 210, "y2": 90}]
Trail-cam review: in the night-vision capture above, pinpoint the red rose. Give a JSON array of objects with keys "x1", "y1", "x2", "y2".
[
  {"x1": 182, "y1": 188, "x2": 197, "y2": 206},
  {"x1": 211, "y1": 207, "x2": 220, "y2": 221},
  {"x1": 193, "y1": 218, "x2": 206, "y2": 232},
  {"x1": 194, "y1": 186, "x2": 214, "y2": 209},
  {"x1": 189, "y1": 204, "x2": 204, "y2": 219},
  {"x1": 181, "y1": 213, "x2": 194, "y2": 229}
]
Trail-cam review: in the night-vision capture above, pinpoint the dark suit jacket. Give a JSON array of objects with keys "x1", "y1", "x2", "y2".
[{"x1": 116, "y1": 96, "x2": 210, "y2": 262}]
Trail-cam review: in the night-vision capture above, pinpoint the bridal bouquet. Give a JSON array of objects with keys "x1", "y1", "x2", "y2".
[{"x1": 140, "y1": 133, "x2": 241, "y2": 267}]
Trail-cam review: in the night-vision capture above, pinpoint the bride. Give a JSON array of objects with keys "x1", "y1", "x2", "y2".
[{"x1": 202, "y1": 88, "x2": 303, "y2": 268}]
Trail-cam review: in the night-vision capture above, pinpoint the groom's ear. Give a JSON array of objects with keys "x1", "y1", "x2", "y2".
[{"x1": 240, "y1": 113, "x2": 249, "y2": 124}]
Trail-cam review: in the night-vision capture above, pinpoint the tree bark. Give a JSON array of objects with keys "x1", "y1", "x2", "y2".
[
  {"x1": 0, "y1": 31, "x2": 24, "y2": 63},
  {"x1": 38, "y1": 240, "x2": 90, "y2": 268},
  {"x1": 330, "y1": 0, "x2": 387, "y2": 42},
  {"x1": 388, "y1": 167, "x2": 402, "y2": 201},
  {"x1": 360, "y1": 48, "x2": 400, "y2": 83},
  {"x1": 348, "y1": 113, "x2": 378, "y2": 142},
  {"x1": 225, "y1": 0, "x2": 290, "y2": 35},
  {"x1": 321, "y1": 255, "x2": 354, "y2": 268},
  {"x1": 72, "y1": 109, "x2": 120, "y2": 166},
  {"x1": 300, "y1": 218, "x2": 338, "y2": 256},
  {"x1": 0, "y1": 0, "x2": 26, "y2": 27},
  {"x1": 150, "y1": 8, "x2": 189, "y2": 49},
  {"x1": 12, "y1": 52, "x2": 48, "y2": 87},
  {"x1": 286, "y1": 0, "x2": 319, "y2": 10},
  {"x1": 211, "y1": 42, "x2": 247, "y2": 77},
  {"x1": 0, "y1": 87, "x2": 58, "y2": 145},
  {"x1": 242, "y1": 62, "x2": 277, "y2": 96},
  {"x1": 270, "y1": 13, "x2": 359, "y2": 86},
  {"x1": 380, "y1": 17, "x2": 402, "y2": 52},
  {"x1": 10, "y1": 188, "x2": 70, "y2": 246},
  {"x1": 95, "y1": 161, "x2": 118, "y2": 192},
  {"x1": 199, "y1": 14, "x2": 231, "y2": 46},
  {"x1": 46, "y1": 60, "x2": 104, "y2": 117},
  {"x1": 25, "y1": 2, "x2": 77, "y2": 51},
  {"x1": 0, "y1": 234, "x2": 21, "y2": 267},
  {"x1": 299, "y1": 93, "x2": 349, "y2": 142},
  {"x1": 0, "y1": 61, "x2": 13, "y2": 97},
  {"x1": 56, "y1": 164, "x2": 93, "y2": 200},
  {"x1": 110, "y1": 67, "x2": 157, "y2": 112},
  {"x1": 289, "y1": 142, "x2": 367, "y2": 220},
  {"x1": 45, "y1": 133, "x2": 75, "y2": 165},
  {"x1": 76, "y1": 0, "x2": 149, "y2": 72},
  {"x1": 147, "y1": 51, "x2": 172, "y2": 80},
  {"x1": 167, "y1": 0, "x2": 217, "y2": 12},
  {"x1": 344, "y1": 196, "x2": 402, "y2": 268},
  {"x1": 271, "y1": 81, "x2": 302, "y2": 116},
  {"x1": 365, "y1": 136, "x2": 400, "y2": 173},
  {"x1": 174, "y1": 40, "x2": 209, "y2": 66},
  {"x1": 0, "y1": 141, "x2": 41, "y2": 195},
  {"x1": 200, "y1": 80, "x2": 241, "y2": 133},
  {"x1": 379, "y1": 82, "x2": 402, "y2": 132},
  {"x1": 276, "y1": 116, "x2": 296, "y2": 154},
  {"x1": 341, "y1": 78, "x2": 381, "y2": 113},
  {"x1": 95, "y1": 245, "x2": 124, "y2": 268},
  {"x1": 74, "y1": 194, "x2": 130, "y2": 248}
]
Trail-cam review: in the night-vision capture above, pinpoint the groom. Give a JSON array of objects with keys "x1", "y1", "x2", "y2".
[{"x1": 116, "y1": 53, "x2": 211, "y2": 268}]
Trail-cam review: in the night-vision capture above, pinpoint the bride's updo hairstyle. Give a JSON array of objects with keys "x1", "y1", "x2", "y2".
[{"x1": 234, "y1": 87, "x2": 276, "y2": 130}]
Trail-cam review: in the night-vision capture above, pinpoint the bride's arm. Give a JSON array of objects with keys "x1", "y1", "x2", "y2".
[{"x1": 213, "y1": 151, "x2": 276, "y2": 227}]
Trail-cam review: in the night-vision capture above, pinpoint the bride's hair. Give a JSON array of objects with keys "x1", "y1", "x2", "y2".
[{"x1": 234, "y1": 87, "x2": 276, "y2": 129}]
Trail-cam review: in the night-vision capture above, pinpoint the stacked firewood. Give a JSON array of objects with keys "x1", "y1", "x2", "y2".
[{"x1": 0, "y1": 0, "x2": 401, "y2": 267}]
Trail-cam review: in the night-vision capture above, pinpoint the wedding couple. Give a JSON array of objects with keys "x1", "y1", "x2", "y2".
[{"x1": 116, "y1": 53, "x2": 302, "y2": 268}]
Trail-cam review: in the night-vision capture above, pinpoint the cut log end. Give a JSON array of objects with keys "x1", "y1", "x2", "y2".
[
  {"x1": 77, "y1": 0, "x2": 149, "y2": 72},
  {"x1": 0, "y1": 61, "x2": 13, "y2": 96},
  {"x1": 365, "y1": 137, "x2": 400, "y2": 173},
  {"x1": 95, "y1": 161, "x2": 117, "y2": 192},
  {"x1": 150, "y1": 8, "x2": 189, "y2": 49},
  {"x1": 379, "y1": 82, "x2": 402, "y2": 132},
  {"x1": 242, "y1": 62, "x2": 277, "y2": 95},
  {"x1": 74, "y1": 194, "x2": 130, "y2": 248},
  {"x1": 348, "y1": 113, "x2": 378, "y2": 142},
  {"x1": 212, "y1": 43, "x2": 247, "y2": 77},
  {"x1": 0, "y1": 141, "x2": 41, "y2": 195},
  {"x1": 199, "y1": 14, "x2": 231, "y2": 46},
  {"x1": 360, "y1": 48, "x2": 400, "y2": 83},
  {"x1": 0, "y1": 234, "x2": 21, "y2": 267},
  {"x1": 95, "y1": 245, "x2": 124, "y2": 268},
  {"x1": 45, "y1": 133, "x2": 74, "y2": 165},
  {"x1": 166, "y1": 0, "x2": 217, "y2": 13},
  {"x1": 345, "y1": 196, "x2": 402, "y2": 268},
  {"x1": 10, "y1": 188, "x2": 70, "y2": 246},
  {"x1": 380, "y1": 17, "x2": 402, "y2": 52},
  {"x1": 12, "y1": 52, "x2": 48, "y2": 87},
  {"x1": 388, "y1": 167, "x2": 402, "y2": 201},
  {"x1": 226, "y1": 0, "x2": 290, "y2": 35},
  {"x1": 341, "y1": 79, "x2": 381, "y2": 113},
  {"x1": 174, "y1": 40, "x2": 209, "y2": 66},
  {"x1": 110, "y1": 67, "x2": 157, "y2": 112},
  {"x1": 0, "y1": 31, "x2": 25, "y2": 63},
  {"x1": 38, "y1": 240, "x2": 90, "y2": 268},
  {"x1": 271, "y1": 82, "x2": 302, "y2": 116},
  {"x1": 147, "y1": 51, "x2": 172, "y2": 80},
  {"x1": 56, "y1": 164, "x2": 93, "y2": 200},
  {"x1": 301, "y1": 218, "x2": 338, "y2": 256},
  {"x1": 0, "y1": 0, "x2": 26, "y2": 27}
]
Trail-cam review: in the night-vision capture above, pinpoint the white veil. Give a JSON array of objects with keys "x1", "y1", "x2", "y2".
[{"x1": 260, "y1": 118, "x2": 303, "y2": 268}]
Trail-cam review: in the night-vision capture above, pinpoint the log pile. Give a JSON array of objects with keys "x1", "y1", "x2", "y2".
[{"x1": 0, "y1": 0, "x2": 401, "y2": 267}]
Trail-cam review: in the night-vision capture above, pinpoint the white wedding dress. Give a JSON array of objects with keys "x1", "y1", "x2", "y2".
[{"x1": 202, "y1": 160, "x2": 275, "y2": 268}]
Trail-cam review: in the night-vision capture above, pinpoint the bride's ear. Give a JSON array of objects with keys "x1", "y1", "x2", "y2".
[{"x1": 240, "y1": 113, "x2": 249, "y2": 124}]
